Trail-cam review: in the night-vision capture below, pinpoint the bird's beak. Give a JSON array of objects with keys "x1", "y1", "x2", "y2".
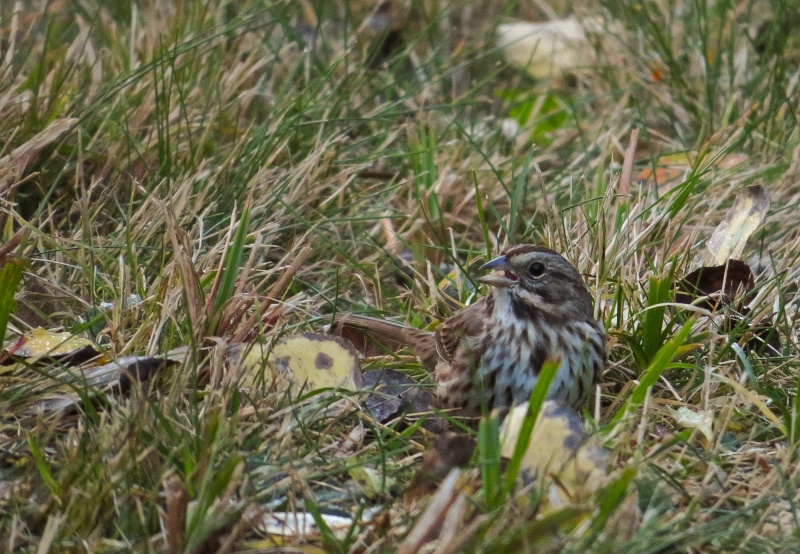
[{"x1": 477, "y1": 255, "x2": 517, "y2": 288}]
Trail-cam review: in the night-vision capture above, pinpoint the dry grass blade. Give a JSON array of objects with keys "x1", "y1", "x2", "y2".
[
  {"x1": 161, "y1": 202, "x2": 206, "y2": 334},
  {"x1": 619, "y1": 127, "x2": 639, "y2": 196},
  {"x1": 231, "y1": 245, "x2": 312, "y2": 343},
  {"x1": 399, "y1": 469, "x2": 467, "y2": 554},
  {"x1": 164, "y1": 475, "x2": 188, "y2": 554},
  {"x1": 0, "y1": 118, "x2": 77, "y2": 195}
]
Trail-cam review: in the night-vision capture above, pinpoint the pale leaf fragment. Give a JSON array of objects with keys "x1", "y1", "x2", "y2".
[
  {"x1": 256, "y1": 511, "x2": 353, "y2": 540},
  {"x1": 349, "y1": 466, "x2": 395, "y2": 500},
  {"x1": 496, "y1": 18, "x2": 589, "y2": 80},
  {"x1": 673, "y1": 406, "x2": 714, "y2": 443},
  {"x1": 705, "y1": 185, "x2": 770, "y2": 265}
]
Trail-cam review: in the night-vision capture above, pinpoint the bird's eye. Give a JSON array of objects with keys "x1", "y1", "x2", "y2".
[{"x1": 528, "y1": 262, "x2": 545, "y2": 278}]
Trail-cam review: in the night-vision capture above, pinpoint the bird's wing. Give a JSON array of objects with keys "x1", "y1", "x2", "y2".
[
  {"x1": 435, "y1": 296, "x2": 492, "y2": 363},
  {"x1": 330, "y1": 313, "x2": 440, "y2": 373}
]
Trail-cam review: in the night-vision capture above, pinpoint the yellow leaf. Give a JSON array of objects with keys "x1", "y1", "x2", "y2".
[
  {"x1": 500, "y1": 400, "x2": 609, "y2": 504},
  {"x1": 8, "y1": 328, "x2": 95, "y2": 360},
  {"x1": 237, "y1": 333, "x2": 362, "y2": 394}
]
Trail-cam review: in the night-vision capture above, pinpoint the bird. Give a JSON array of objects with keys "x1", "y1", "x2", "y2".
[{"x1": 331, "y1": 244, "x2": 606, "y2": 416}]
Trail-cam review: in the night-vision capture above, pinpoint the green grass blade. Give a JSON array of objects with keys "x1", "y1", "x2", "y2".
[
  {"x1": 485, "y1": 506, "x2": 589, "y2": 553},
  {"x1": 612, "y1": 317, "x2": 696, "y2": 424},
  {"x1": 212, "y1": 201, "x2": 251, "y2": 313},
  {"x1": 305, "y1": 494, "x2": 344, "y2": 554},
  {"x1": 478, "y1": 413, "x2": 502, "y2": 510},
  {"x1": 473, "y1": 171, "x2": 493, "y2": 259},
  {"x1": 502, "y1": 357, "x2": 560, "y2": 496},
  {"x1": 641, "y1": 276, "x2": 673, "y2": 364},
  {"x1": 0, "y1": 258, "x2": 26, "y2": 346},
  {"x1": 588, "y1": 466, "x2": 637, "y2": 535},
  {"x1": 26, "y1": 432, "x2": 61, "y2": 499}
]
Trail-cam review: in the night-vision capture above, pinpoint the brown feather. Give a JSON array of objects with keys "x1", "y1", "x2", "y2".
[
  {"x1": 329, "y1": 314, "x2": 440, "y2": 372},
  {"x1": 434, "y1": 297, "x2": 490, "y2": 362}
]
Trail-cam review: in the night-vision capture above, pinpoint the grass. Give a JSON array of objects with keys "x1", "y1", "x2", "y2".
[{"x1": 1, "y1": 0, "x2": 799, "y2": 551}]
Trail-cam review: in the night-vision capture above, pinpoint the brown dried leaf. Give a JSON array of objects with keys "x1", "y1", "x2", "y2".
[
  {"x1": 361, "y1": 369, "x2": 444, "y2": 432},
  {"x1": 676, "y1": 259, "x2": 754, "y2": 310},
  {"x1": 636, "y1": 152, "x2": 691, "y2": 186},
  {"x1": 405, "y1": 433, "x2": 476, "y2": 502},
  {"x1": 676, "y1": 261, "x2": 781, "y2": 356},
  {"x1": 636, "y1": 152, "x2": 750, "y2": 191}
]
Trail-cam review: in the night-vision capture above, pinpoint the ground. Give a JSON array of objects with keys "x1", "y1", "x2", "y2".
[{"x1": 0, "y1": 0, "x2": 799, "y2": 552}]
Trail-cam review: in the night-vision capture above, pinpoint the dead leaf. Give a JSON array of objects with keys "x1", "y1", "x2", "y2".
[
  {"x1": 349, "y1": 466, "x2": 396, "y2": 500},
  {"x1": 33, "y1": 355, "x2": 178, "y2": 412},
  {"x1": 500, "y1": 400, "x2": 609, "y2": 504},
  {"x1": 705, "y1": 185, "x2": 770, "y2": 265},
  {"x1": 256, "y1": 510, "x2": 354, "y2": 541},
  {"x1": 496, "y1": 18, "x2": 589, "y2": 80},
  {"x1": 636, "y1": 152, "x2": 691, "y2": 186},
  {"x1": 636, "y1": 152, "x2": 750, "y2": 190},
  {"x1": 676, "y1": 261, "x2": 781, "y2": 356},
  {"x1": 406, "y1": 432, "x2": 476, "y2": 502},
  {"x1": 673, "y1": 406, "x2": 714, "y2": 443},
  {"x1": 361, "y1": 369, "x2": 444, "y2": 432},
  {"x1": 237, "y1": 333, "x2": 362, "y2": 394},
  {"x1": 4, "y1": 328, "x2": 98, "y2": 364},
  {"x1": 676, "y1": 260, "x2": 754, "y2": 310}
]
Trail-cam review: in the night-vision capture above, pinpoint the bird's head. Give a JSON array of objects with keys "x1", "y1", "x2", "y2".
[{"x1": 477, "y1": 245, "x2": 593, "y2": 317}]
